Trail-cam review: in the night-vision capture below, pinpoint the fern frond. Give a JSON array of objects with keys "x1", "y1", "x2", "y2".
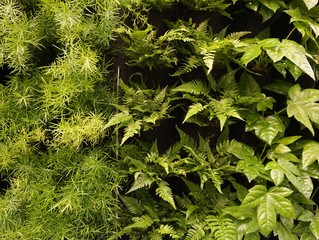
[
  {"x1": 206, "y1": 215, "x2": 237, "y2": 240},
  {"x1": 156, "y1": 224, "x2": 179, "y2": 238},
  {"x1": 171, "y1": 56, "x2": 201, "y2": 76},
  {"x1": 183, "y1": 102, "x2": 208, "y2": 123},
  {"x1": 226, "y1": 31, "x2": 250, "y2": 40},
  {"x1": 124, "y1": 214, "x2": 154, "y2": 230},
  {"x1": 217, "y1": 70, "x2": 238, "y2": 95},
  {"x1": 201, "y1": 48, "x2": 215, "y2": 75},
  {"x1": 196, "y1": 18, "x2": 210, "y2": 34},
  {"x1": 156, "y1": 181, "x2": 176, "y2": 209},
  {"x1": 120, "y1": 195, "x2": 144, "y2": 215},
  {"x1": 121, "y1": 120, "x2": 142, "y2": 145},
  {"x1": 176, "y1": 127, "x2": 197, "y2": 149},
  {"x1": 185, "y1": 223, "x2": 206, "y2": 240},
  {"x1": 172, "y1": 80, "x2": 210, "y2": 95},
  {"x1": 127, "y1": 172, "x2": 154, "y2": 194},
  {"x1": 154, "y1": 86, "x2": 167, "y2": 105},
  {"x1": 105, "y1": 111, "x2": 131, "y2": 128}
]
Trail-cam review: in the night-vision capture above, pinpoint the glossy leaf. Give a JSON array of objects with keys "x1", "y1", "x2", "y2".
[
  {"x1": 302, "y1": 141, "x2": 319, "y2": 168},
  {"x1": 287, "y1": 84, "x2": 319, "y2": 135},
  {"x1": 281, "y1": 39, "x2": 315, "y2": 80},
  {"x1": 238, "y1": 71, "x2": 261, "y2": 96},
  {"x1": 248, "y1": 115, "x2": 284, "y2": 144},
  {"x1": 242, "y1": 185, "x2": 295, "y2": 236},
  {"x1": 303, "y1": 0, "x2": 319, "y2": 9}
]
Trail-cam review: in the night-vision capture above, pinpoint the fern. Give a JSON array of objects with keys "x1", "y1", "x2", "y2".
[
  {"x1": 172, "y1": 80, "x2": 210, "y2": 95},
  {"x1": 171, "y1": 56, "x2": 202, "y2": 76},
  {"x1": 156, "y1": 224, "x2": 179, "y2": 239},
  {"x1": 125, "y1": 214, "x2": 154, "y2": 230},
  {"x1": 120, "y1": 195, "x2": 144, "y2": 215},
  {"x1": 185, "y1": 223, "x2": 206, "y2": 240},
  {"x1": 121, "y1": 120, "x2": 142, "y2": 145},
  {"x1": 156, "y1": 181, "x2": 176, "y2": 209},
  {"x1": 183, "y1": 102, "x2": 208, "y2": 123},
  {"x1": 206, "y1": 215, "x2": 237, "y2": 240},
  {"x1": 127, "y1": 172, "x2": 154, "y2": 194}
]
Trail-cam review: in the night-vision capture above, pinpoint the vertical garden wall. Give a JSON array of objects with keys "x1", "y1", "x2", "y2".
[{"x1": 1, "y1": 0, "x2": 319, "y2": 239}]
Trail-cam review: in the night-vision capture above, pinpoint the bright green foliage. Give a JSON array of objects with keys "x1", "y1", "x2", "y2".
[{"x1": 1, "y1": 0, "x2": 319, "y2": 239}]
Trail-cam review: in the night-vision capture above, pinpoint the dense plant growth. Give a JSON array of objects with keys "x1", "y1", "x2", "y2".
[{"x1": 1, "y1": 0, "x2": 319, "y2": 239}]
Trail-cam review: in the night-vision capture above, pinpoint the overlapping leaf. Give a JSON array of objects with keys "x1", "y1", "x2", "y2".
[
  {"x1": 287, "y1": 84, "x2": 319, "y2": 135},
  {"x1": 241, "y1": 185, "x2": 295, "y2": 236}
]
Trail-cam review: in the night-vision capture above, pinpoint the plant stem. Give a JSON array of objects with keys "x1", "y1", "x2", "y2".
[{"x1": 286, "y1": 27, "x2": 296, "y2": 40}]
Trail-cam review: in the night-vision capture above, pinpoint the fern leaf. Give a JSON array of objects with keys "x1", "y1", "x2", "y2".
[
  {"x1": 226, "y1": 31, "x2": 250, "y2": 40},
  {"x1": 121, "y1": 120, "x2": 142, "y2": 145},
  {"x1": 217, "y1": 70, "x2": 238, "y2": 94},
  {"x1": 184, "y1": 102, "x2": 207, "y2": 123},
  {"x1": 125, "y1": 214, "x2": 154, "y2": 230},
  {"x1": 120, "y1": 195, "x2": 144, "y2": 215},
  {"x1": 171, "y1": 56, "x2": 201, "y2": 76},
  {"x1": 176, "y1": 126, "x2": 197, "y2": 149},
  {"x1": 105, "y1": 111, "x2": 132, "y2": 128},
  {"x1": 127, "y1": 172, "x2": 154, "y2": 194},
  {"x1": 196, "y1": 18, "x2": 210, "y2": 34},
  {"x1": 156, "y1": 181, "x2": 176, "y2": 209},
  {"x1": 206, "y1": 215, "x2": 237, "y2": 240},
  {"x1": 185, "y1": 224, "x2": 206, "y2": 240},
  {"x1": 201, "y1": 49, "x2": 215, "y2": 75},
  {"x1": 172, "y1": 80, "x2": 210, "y2": 95},
  {"x1": 154, "y1": 86, "x2": 167, "y2": 104},
  {"x1": 156, "y1": 224, "x2": 179, "y2": 238}
]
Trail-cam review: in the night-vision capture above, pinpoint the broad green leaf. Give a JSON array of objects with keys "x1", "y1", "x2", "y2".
[
  {"x1": 287, "y1": 84, "x2": 319, "y2": 135},
  {"x1": 228, "y1": 141, "x2": 254, "y2": 159},
  {"x1": 270, "y1": 169, "x2": 284, "y2": 186},
  {"x1": 257, "y1": 200, "x2": 276, "y2": 236},
  {"x1": 301, "y1": 232, "x2": 316, "y2": 240},
  {"x1": 299, "y1": 170, "x2": 313, "y2": 199},
  {"x1": 241, "y1": 44, "x2": 261, "y2": 66},
  {"x1": 266, "y1": 158, "x2": 306, "y2": 197},
  {"x1": 223, "y1": 206, "x2": 255, "y2": 220},
  {"x1": 257, "y1": 0, "x2": 282, "y2": 12},
  {"x1": 183, "y1": 102, "x2": 207, "y2": 123},
  {"x1": 265, "y1": 46, "x2": 285, "y2": 63},
  {"x1": 274, "y1": 136, "x2": 302, "y2": 145},
  {"x1": 274, "y1": 222, "x2": 299, "y2": 240},
  {"x1": 156, "y1": 181, "x2": 176, "y2": 209},
  {"x1": 241, "y1": 185, "x2": 267, "y2": 208},
  {"x1": 310, "y1": 212, "x2": 319, "y2": 239},
  {"x1": 259, "y1": 38, "x2": 281, "y2": 48},
  {"x1": 302, "y1": 141, "x2": 319, "y2": 167},
  {"x1": 263, "y1": 79, "x2": 293, "y2": 95},
  {"x1": 244, "y1": 232, "x2": 260, "y2": 240},
  {"x1": 230, "y1": 180, "x2": 248, "y2": 202},
  {"x1": 285, "y1": 8, "x2": 319, "y2": 37},
  {"x1": 243, "y1": 186, "x2": 295, "y2": 236},
  {"x1": 238, "y1": 71, "x2": 261, "y2": 96},
  {"x1": 303, "y1": 0, "x2": 319, "y2": 9},
  {"x1": 269, "y1": 194, "x2": 295, "y2": 219},
  {"x1": 281, "y1": 39, "x2": 315, "y2": 80},
  {"x1": 248, "y1": 115, "x2": 284, "y2": 144}
]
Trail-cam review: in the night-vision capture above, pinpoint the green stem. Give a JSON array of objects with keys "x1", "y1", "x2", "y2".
[
  {"x1": 260, "y1": 143, "x2": 268, "y2": 162},
  {"x1": 286, "y1": 27, "x2": 296, "y2": 40},
  {"x1": 275, "y1": 107, "x2": 287, "y2": 116}
]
